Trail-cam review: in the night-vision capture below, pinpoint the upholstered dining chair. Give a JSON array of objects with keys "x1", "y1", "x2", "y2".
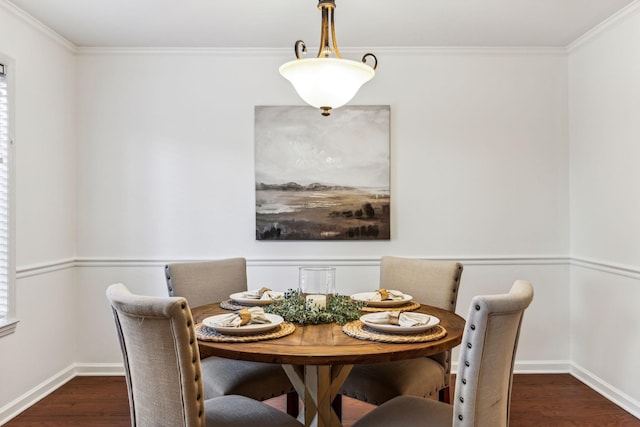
[
  {"x1": 352, "y1": 280, "x2": 534, "y2": 427},
  {"x1": 106, "y1": 283, "x2": 303, "y2": 427},
  {"x1": 165, "y1": 258, "x2": 298, "y2": 415},
  {"x1": 339, "y1": 256, "x2": 464, "y2": 406}
]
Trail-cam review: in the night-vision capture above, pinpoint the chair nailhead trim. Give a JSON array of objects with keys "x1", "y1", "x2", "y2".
[
  {"x1": 470, "y1": 324, "x2": 475, "y2": 330},
  {"x1": 461, "y1": 378, "x2": 467, "y2": 384},
  {"x1": 465, "y1": 361, "x2": 470, "y2": 366},
  {"x1": 475, "y1": 304, "x2": 480, "y2": 310},
  {"x1": 181, "y1": 302, "x2": 186, "y2": 309},
  {"x1": 459, "y1": 396, "x2": 464, "y2": 402},
  {"x1": 459, "y1": 414, "x2": 463, "y2": 420},
  {"x1": 194, "y1": 374, "x2": 199, "y2": 381},
  {"x1": 467, "y1": 342, "x2": 472, "y2": 348}
]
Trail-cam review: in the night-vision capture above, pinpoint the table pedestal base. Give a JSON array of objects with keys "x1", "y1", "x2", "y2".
[{"x1": 283, "y1": 364, "x2": 353, "y2": 427}]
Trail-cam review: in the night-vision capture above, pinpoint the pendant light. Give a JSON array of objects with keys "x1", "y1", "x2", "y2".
[{"x1": 279, "y1": 0, "x2": 377, "y2": 116}]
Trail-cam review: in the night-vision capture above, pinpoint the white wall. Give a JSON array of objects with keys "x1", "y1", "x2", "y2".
[
  {"x1": 568, "y1": 5, "x2": 640, "y2": 414},
  {"x1": 0, "y1": 2, "x2": 77, "y2": 421},
  {"x1": 75, "y1": 49, "x2": 569, "y2": 260},
  {"x1": 72, "y1": 48, "x2": 570, "y2": 367}
]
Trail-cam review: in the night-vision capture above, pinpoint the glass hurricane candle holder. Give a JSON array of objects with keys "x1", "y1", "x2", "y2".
[{"x1": 299, "y1": 266, "x2": 336, "y2": 309}]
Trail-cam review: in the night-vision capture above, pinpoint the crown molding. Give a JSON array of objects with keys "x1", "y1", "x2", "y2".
[
  {"x1": 369, "y1": 46, "x2": 567, "y2": 56},
  {"x1": 74, "y1": 47, "x2": 291, "y2": 56},
  {"x1": 567, "y1": 0, "x2": 640, "y2": 53},
  {"x1": 1, "y1": 0, "x2": 77, "y2": 53},
  {"x1": 75, "y1": 45, "x2": 567, "y2": 57}
]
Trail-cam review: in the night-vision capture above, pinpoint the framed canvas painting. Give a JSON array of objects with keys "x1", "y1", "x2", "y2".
[{"x1": 255, "y1": 105, "x2": 390, "y2": 240}]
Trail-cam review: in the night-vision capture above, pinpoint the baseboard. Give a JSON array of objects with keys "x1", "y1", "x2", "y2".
[
  {"x1": 570, "y1": 363, "x2": 640, "y2": 419},
  {"x1": 73, "y1": 362, "x2": 125, "y2": 376},
  {"x1": 0, "y1": 365, "x2": 76, "y2": 426},
  {"x1": 0, "y1": 363, "x2": 124, "y2": 426},
  {"x1": 513, "y1": 359, "x2": 571, "y2": 373}
]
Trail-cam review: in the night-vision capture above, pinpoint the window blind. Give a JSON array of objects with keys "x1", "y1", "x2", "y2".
[{"x1": 0, "y1": 63, "x2": 9, "y2": 320}]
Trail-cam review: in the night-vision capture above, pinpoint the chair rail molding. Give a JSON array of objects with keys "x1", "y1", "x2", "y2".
[
  {"x1": 570, "y1": 256, "x2": 640, "y2": 279},
  {"x1": 74, "y1": 255, "x2": 570, "y2": 268},
  {"x1": 14, "y1": 255, "x2": 572, "y2": 278},
  {"x1": 16, "y1": 258, "x2": 75, "y2": 279},
  {"x1": 19, "y1": 255, "x2": 640, "y2": 281}
]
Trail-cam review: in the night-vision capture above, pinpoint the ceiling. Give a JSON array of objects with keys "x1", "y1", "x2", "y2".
[{"x1": 6, "y1": 0, "x2": 637, "y2": 49}]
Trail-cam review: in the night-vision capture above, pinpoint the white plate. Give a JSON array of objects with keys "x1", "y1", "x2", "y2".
[
  {"x1": 202, "y1": 313, "x2": 284, "y2": 335},
  {"x1": 360, "y1": 313, "x2": 440, "y2": 335},
  {"x1": 350, "y1": 291, "x2": 413, "y2": 307},
  {"x1": 230, "y1": 291, "x2": 284, "y2": 306}
]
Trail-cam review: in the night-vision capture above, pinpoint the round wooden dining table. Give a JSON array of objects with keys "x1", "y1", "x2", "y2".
[{"x1": 192, "y1": 303, "x2": 465, "y2": 427}]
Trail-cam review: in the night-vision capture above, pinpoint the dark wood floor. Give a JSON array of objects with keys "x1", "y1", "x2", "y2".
[{"x1": 4, "y1": 374, "x2": 639, "y2": 426}]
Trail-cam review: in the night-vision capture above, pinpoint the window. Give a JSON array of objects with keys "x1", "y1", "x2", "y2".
[{"x1": 0, "y1": 60, "x2": 17, "y2": 336}]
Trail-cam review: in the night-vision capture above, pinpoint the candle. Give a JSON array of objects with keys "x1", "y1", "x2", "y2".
[{"x1": 306, "y1": 294, "x2": 327, "y2": 309}]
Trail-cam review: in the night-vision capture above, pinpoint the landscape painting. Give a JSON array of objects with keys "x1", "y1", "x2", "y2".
[{"x1": 255, "y1": 105, "x2": 390, "y2": 240}]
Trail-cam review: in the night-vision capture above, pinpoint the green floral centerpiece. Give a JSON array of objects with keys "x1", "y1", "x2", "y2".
[{"x1": 264, "y1": 289, "x2": 365, "y2": 325}]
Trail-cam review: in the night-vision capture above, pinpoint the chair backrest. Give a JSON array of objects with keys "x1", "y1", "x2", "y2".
[
  {"x1": 380, "y1": 256, "x2": 463, "y2": 312},
  {"x1": 165, "y1": 258, "x2": 247, "y2": 308},
  {"x1": 107, "y1": 283, "x2": 205, "y2": 427},
  {"x1": 380, "y1": 256, "x2": 464, "y2": 383},
  {"x1": 453, "y1": 280, "x2": 534, "y2": 427}
]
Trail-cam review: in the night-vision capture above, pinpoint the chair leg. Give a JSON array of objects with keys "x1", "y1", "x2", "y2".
[
  {"x1": 286, "y1": 391, "x2": 299, "y2": 417},
  {"x1": 332, "y1": 394, "x2": 342, "y2": 420},
  {"x1": 439, "y1": 386, "x2": 451, "y2": 403}
]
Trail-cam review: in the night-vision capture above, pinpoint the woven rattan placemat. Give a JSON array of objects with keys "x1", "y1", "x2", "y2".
[
  {"x1": 196, "y1": 322, "x2": 295, "y2": 343},
  {"x1": 342, "y1": 320, "x2": 446, "y2": 343},
  {"x1": 219, "y1": 299, "x2": 260, "y2": 311},
  {"x1": 360, "y1": 301, "x2": 421, "y2": 313}
]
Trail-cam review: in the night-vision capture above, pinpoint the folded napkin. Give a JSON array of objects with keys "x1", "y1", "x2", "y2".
[
  {"x1": 214, "y1": 307, "x2": 272, "y2": 327},
  {"x1": 241, "y1": 287, "x2": 281, "y2": 300},
  {"x1": 368, "y1": 289, "x2": 406, "y2": 301},
  {"x1": 364, "y1": 311, "x2": 431, "y2": 328}
]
